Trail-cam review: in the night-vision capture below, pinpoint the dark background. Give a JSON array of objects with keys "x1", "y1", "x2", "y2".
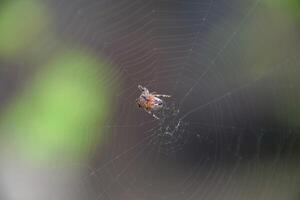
[{"x1": 0, "y1": 0, "x2": 300, "y2": 200}]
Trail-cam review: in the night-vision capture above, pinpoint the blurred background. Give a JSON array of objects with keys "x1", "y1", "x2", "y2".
[{"x1": 0, "y1": 0, "x2": 300, "y2": 199}]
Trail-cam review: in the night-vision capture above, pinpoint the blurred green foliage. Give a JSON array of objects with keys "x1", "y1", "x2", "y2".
[
  {"x1": 0, "y1": 0, "x2": 115, "y2": 163},
  {"x1": 0, "y1": 50, "x2": 112, "y2": 163},
  {"x1": 241, "y1": 0, "x2": 300, "y2": 128},
  {"x1": 241, "y1": 6, "x2": 296, "y2": 80},
  {"x1": 0, "y1": 0, "x2": 49, "y2": 57},
  {"x1": 267, "y1": 0, "x2": 300, "y2": 19}
]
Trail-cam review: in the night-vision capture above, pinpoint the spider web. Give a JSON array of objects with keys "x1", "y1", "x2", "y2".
[{"x1": 49, "y1": 0, "x2": 300, "y2": 199}]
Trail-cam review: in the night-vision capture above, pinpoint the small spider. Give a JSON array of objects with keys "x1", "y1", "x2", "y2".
[{"x1": 136, "y1": 85, "x2": 171, "y2": 119}]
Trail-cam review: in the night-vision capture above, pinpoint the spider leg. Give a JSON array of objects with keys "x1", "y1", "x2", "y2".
[
  {"x1": 144, "y1": 109, "x2": 159, "y2": 119},
  {"x1": 138, "y1": 85, "x2": 145, "y2": 91},
  {"x1": 138, "y1": 85, "x2": 149, "y2": 94},
  {"x1": 153, "y1": 94, "x2": 171, "y2": 98},
  {"x1": 151, "y1": 113, "x2": 160, "y2": 119}
]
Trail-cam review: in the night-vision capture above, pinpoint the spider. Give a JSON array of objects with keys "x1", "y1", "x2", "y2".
[{"x1": 136, "y1": 85, "x2": 171, "y2": 119}]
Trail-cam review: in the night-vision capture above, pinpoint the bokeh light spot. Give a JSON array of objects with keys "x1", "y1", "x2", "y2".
[{"x1": 0, "y1": 49, "x2": 113, "y2": 163}]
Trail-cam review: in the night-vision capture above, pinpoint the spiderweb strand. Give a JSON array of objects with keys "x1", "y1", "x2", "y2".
[{"x1": 51, "y1": 0, "x2": 300, "y2": 199}]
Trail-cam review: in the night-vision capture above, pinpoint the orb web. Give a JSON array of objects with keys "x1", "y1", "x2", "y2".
[{"x1": 45, "y1": 0, "x2": 300, "y2": 199}]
